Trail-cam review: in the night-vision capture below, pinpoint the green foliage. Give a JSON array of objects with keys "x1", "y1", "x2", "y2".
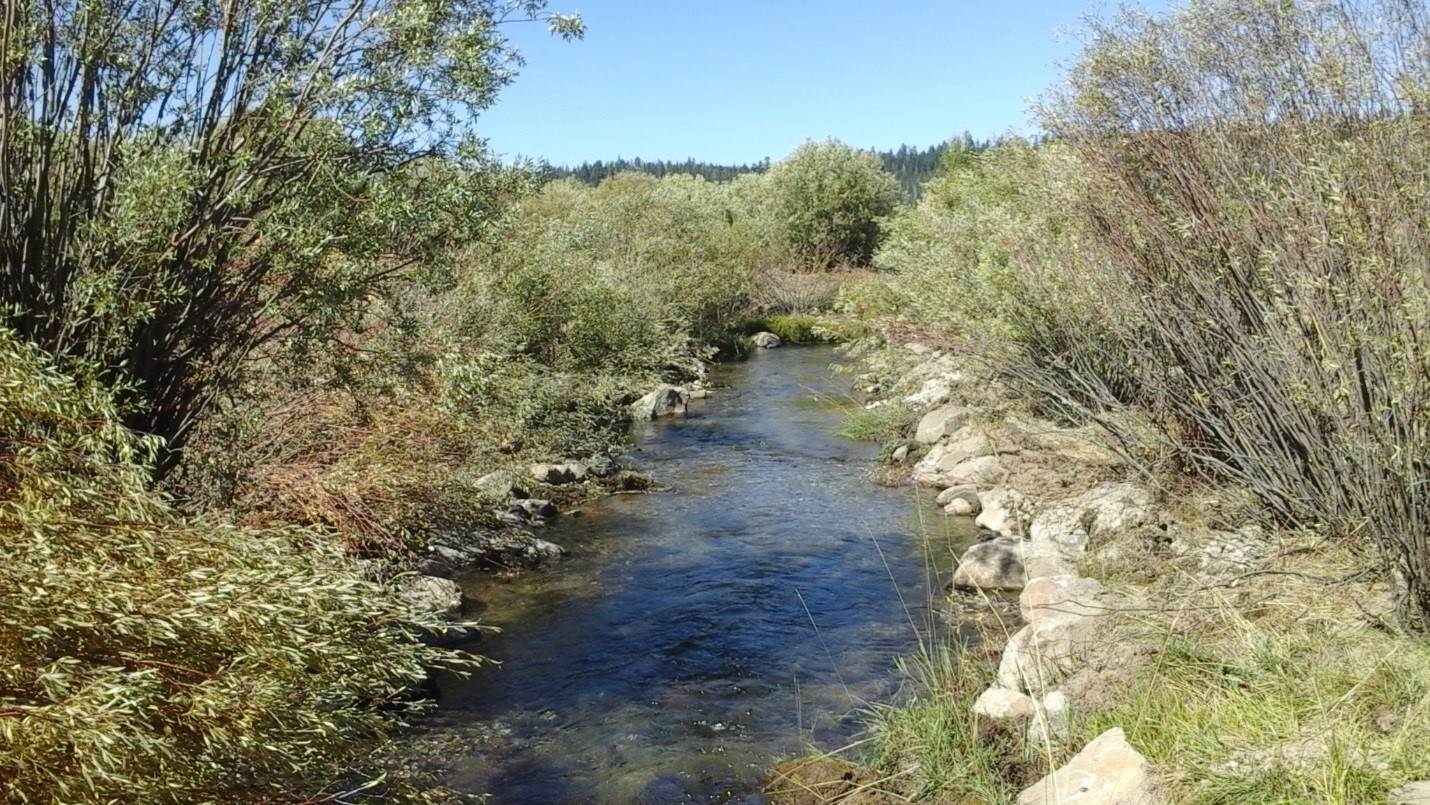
[
  {"x1": 837, "y1": 402, "x2": 914, "y2": 443},
  {"x1": 756, "y1": 314, "x2": 824, "y2": 345},
  {"x1": 0, "y1": 0, "x2": 581, "y2": 471},
  {"x1": 0, "y1": 329, "x2": 475, "y2": 802},
  {"x1": 764, "y1": 139, "x2": 902, "y2": 268}
]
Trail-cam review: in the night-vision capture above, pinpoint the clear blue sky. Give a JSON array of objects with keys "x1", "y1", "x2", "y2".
[{"x1": 478, "y1": 1, "x2": 1167, "y2": 166}]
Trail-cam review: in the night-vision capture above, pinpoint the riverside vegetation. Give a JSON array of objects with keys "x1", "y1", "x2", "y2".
[
  {"x1": 769, "y1": 0, "x2": 1430, "y2": 803},
  {"x1": 0, "y1": 0, "x2": 903, "y2": 798},
  {"x1": 7, "y1": 0, "x2": 1430, "y2": 802}
]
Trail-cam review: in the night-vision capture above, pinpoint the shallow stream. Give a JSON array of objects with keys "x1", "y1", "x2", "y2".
[{"x1": 433, "y1": 345, "x2": 978, "y2": 802}]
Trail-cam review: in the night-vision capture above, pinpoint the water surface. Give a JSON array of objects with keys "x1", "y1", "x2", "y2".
[{"x1": 433, "y1": 346, "x2": 977, "y2": 802}]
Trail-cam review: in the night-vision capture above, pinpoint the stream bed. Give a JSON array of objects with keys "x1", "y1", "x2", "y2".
[{"x1": 430, "y1": 345, "x2": 979, "y2": 802}]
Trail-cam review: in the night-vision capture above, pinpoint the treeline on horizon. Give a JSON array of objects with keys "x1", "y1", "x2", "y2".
[{"x1": 544, "y1": 133, "x2": 989, "y2": 198}]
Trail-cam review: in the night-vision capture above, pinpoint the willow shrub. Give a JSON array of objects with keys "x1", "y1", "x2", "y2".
[
  {"x1": 1040, "y1": 0, "x2": 1430, "y2": 629},
  {"x1": 878, "y1": 0, "x2": 1430, "y2": 628},
  {"x1": 0, "y1": 330, "x2": 476, "y2": 802}
]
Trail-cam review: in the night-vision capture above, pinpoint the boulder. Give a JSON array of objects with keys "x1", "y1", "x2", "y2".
[
  {"x1": 509, "y1": 498, "x2": 557, "y2": 520},
  {"x1": 914, "y1": 453, "x2": 1003, "y2": 489},
  {"x1": 529, "y1": 463, "x2": 578, "y2": 485},
  {"x1": 950, "y1": 537, "x2": 1026, "y2": 592},
  {"x1": 751, "y1": 331, "x2": 783, "y2": 349},
  {"x1": 1017, "y1": 727, "x2": 1164, "y2": 804},
  {"x1": 475, "y1": 470, "x2": 528, "y2": 500},
  {"x1": 915, "y1": 404, "x2": 977, "y2": 444},
  {"x1": 976, "y1": 487, "x2": 1033, "y2": 537},
  {"x1": 1027, "y1": 483, "x2": 1155, "y2": 564},
  {"x1": 891, "y1": 444, "x2": 910, "y2": 463},
  {"x1": 996, "y1": 576, "x2": 1104, "y2": 694},
  {"x1": 972, "y1": 686, "x2": 1035, "y2": 722},
  {"x1": 630, "y1": 384, "x2": 689, "y2": 420},
  {"x1": 398, "y1": 575, "x2": 463, "y2": 618}
]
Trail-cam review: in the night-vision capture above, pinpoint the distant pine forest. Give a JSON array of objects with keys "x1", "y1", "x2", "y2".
[{"x1": 544, "y1": 134, "x2": 989, "y2": 199}]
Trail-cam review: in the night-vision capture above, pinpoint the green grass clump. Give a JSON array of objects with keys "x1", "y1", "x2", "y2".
[
  {"x1": 838, "y1": 402, "x2": 914, "y2": 443},
  {"x1": 0, "y1": 330, "x2": 475, "y2": 803},
  {"x1": 756, "y1": 313, "x2": 826, "y2": 344},
  {"x1": 1076, "y1": 595, "x2": 1430, "y2": 804}
]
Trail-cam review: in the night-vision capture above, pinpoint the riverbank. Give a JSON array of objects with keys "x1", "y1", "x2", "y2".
[{"x1": 769, "y1": 340, "x2": 1430, "y2": 804}]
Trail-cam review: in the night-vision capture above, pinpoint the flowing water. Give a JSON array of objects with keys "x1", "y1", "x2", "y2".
[{"x1": 431, "y1": 346, "x2": 979, "y2": 803}]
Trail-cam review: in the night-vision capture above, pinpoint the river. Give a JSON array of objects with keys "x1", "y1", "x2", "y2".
[{"x1": 429, "y1": 345, "x2": 978, "y2": 802}]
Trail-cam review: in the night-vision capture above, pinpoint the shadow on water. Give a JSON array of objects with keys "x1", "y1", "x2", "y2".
[{"x1": 430, "y1": 346, "x2": 979, "y2": 803}]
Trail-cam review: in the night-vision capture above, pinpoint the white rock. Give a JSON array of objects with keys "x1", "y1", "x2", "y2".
[
  {"x1": 751, "y1": 331, "x2": 783, "y2": 349},
  {"x1": 915, "y1": 404, "x2": 977, "y2": 444},
  {"x1": 972, "y1": 686, "x2": 1035, "y2": 721},
  {"x1": 1018, "y1": 727, "x2": 1164, "y2": 804},
  {"x1": 996, "y1": 576, "x2": 1104, "y2": 695},
  {"x1": 944, "y1": 495, "x2": 981, "y2": 516},
  {"x1": 903, "y1": 376, "x2": 961, "y2": 409},
  {"x1": 891, "y1": 444, "x2": 910, "y2": 463},
  {"x1": 976, "y1": 487, "x2": 1033, "y2": 536}
]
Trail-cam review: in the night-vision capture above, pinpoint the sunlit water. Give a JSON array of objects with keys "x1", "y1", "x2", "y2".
[{"x1": 428, "y1": 346, "x2": 978, "y2": 803}]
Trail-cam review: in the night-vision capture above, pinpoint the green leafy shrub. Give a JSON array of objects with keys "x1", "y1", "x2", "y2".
[
  {"x1": 0, "y1": 329, "x2": 475, "y2": 802},
  {"x1": 764, "y1": 139, "x2": 902, "y2": 268}
]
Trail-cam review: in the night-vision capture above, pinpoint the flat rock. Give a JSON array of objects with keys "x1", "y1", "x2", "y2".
[
  {"x1": 915, "y1": 404, "x2": 977, "y2": 444},
  {"x1": 1018, "y1": 727, "x2": 1164, "y2": 804},
  {"x1": 1394, "y1": 782, "x2": 1430, "y2": 804},
  {"x1": 529, "y1": 463, "x2": 577, "y2": 485}
]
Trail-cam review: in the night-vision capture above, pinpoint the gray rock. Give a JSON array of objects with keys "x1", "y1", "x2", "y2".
[
  {"x1": 475, "y1": 470, "x2": 528, "y2": 500},
  {"x1": 936, "y1": 483, "x2": 979, "y2": 506},
  {"x1": 972, "y1": 686, "x2": 1035, "y2": 722},
  {"x1": 891, "y1": 444, "x2": 910, "y2": 463},
  {"x1": 951, "y1": 537, "x2": 1026, "y2": 592},
  {"x1": 398, "y1": 575, "x2": 463, "y2": 618},
  {"x1": 944, "y1": 494, "x2": 981, "y2": 516},
  {"x1": 915, "y1": 404, "x2": 977, "y2": 444},
  {"x1": 1197, "y1": 526, "x2": 1268, "y2": 574},
  {"x1": 751, "y1": 331, "x2": 783, "y2": 349},
  {"x1": 631, "y1": 384, "x2": 690, "y2": 420},
  {"x1": 529, "y1": 463, "x2": 577, "y2": 485},
  {"x1": 1018, "y1": 728, "x2": 1164, "y2": 804},
  {"x1": 1393, "y1": 781, "x2": 1430, "y2": 804},
  {"x1": 509, "y1": 498, "x2": 557, "y2": 519},
  {"x1": 912, "y1": 431, "x2": 996, "y2": 483},
  {"x1": 423, "y1": 528, "x2": 566, "y2": 574}
]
